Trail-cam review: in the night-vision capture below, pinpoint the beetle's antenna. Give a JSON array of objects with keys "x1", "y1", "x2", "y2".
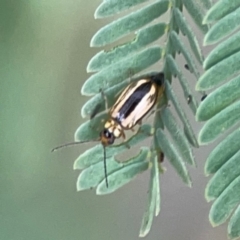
[
  {"x1": 103, "y1": 145, "x2": 109, "y2": 188},
  {"x1": 51, "y1": 139, "x2": 99, "y2": 152}
]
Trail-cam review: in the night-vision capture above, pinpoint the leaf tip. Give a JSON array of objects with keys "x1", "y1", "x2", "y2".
[
  {"x1": 76, "y1": 176, "x2": 85, "y2": 191},
  {"x1": 197, "y1": 130, "x2": 208, "y2": 146},
  {"x1": 195, "y1": 81, "x2": 201, "y2": 91},
  {"x1": 139, "y1": 231, "x2": 148, "y2": 238},
  {"x1": 76, "y1": 184, "x2": 83, "y2": 191},
  {"x1": 204, "y1": 164, "x2": 211, "y2": 176},
  {"x1": 209, "y1": 217, "x2": 218, "y2": 228},
  {"x1": 73, "y1": 160, "x2": 80, "y2": 170},
  {"x1": 188, "y1": 181, "x2": 192, "y2": 188},
  {"x1": 202, "y1": 15, "x2": 210, "y2": 25},
  {"x1": 204, "y1": 188, "x2": 214, "y2": 202}
]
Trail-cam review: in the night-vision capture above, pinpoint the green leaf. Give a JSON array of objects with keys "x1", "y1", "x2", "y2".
[
  {"x1": 206, "y1": 150, "x2": 240, "y2": 202},
  {"x1": 203, "y1": 0, "x2": 240, "y2": 24},
  {"x1": 95, "y1": 0, "x2": 149, "y2": 18},
  {"x1": 82, "y1": 46, "x2": 162, "y2": 96},
  {"x1": 196, "y1": 75, "x2": 240, "y2": 121},
  {"x1": 209, "y1": 175, "x2": 240, "y2": 227},
  {"x1": 156, "y1": 129, "x2": 192, "y2": 186},
  {"x1": 173, "y1": 8, "x2": 203, "y2": 64},
  {"x1": 91, "y1": 0, "x2": 169, "y2": 47},
  {"x1": 205, "y1": 128, "x2": 240, "y2": 175},
  {"x1": 181, "y1": 0, "x2": 208, "y2": 33},
  {"x1": 170, "y1": 31, "x2": 200, "y2": 79},
  {"x1": 87, "y1": 23, "x2": 166, "y2": 72},
  {"x1": 196, "y1": 51, "x2": 240, "y2": 91},
  {"x1": 74, "y1": 112, "x2": 107, "y2": 141},
  {"x1": 76, "y1": 157, "x2": 120, "y2": 190},
  {"x1": 204, "y1": 7, "x2": 240, "y2": 45},
  {"x1": 161, "y1": 108, "x2": 196, "y2": 166},
  {"x1": 228, "y1": 205, "x2": 240, "y2": 239},
  {"x1": 165, "y1": 81, "x2": 198, "y2": 147},
  {"x1": 166, "y1": 54, "x2": 198, "y2": 115},
  {"x1": 139, "y1": 154, "x2": 158, "y2": 237},
  {"x1": 74, "y1": 124, "x2": 152, "y2": 169},
  {"x1": 204, "y1": 31, "x2": 240, "y2": 70},
  {"x1": 198, "y1": 101, "x2": 240, "y2": 144},
  {"x1": 81, "y1": 81, "x2": 126, "y2": 118},
  {"x1": 96, "y1": 148, "x2": 149, "y2": 194}
]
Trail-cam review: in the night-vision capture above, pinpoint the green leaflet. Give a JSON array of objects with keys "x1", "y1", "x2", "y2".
[
  {"x1": 166, "y1": 54, "x2": 198, "y2": 115},
  {"x1": 74, "y1": 124, "x2": 152, "y2": 169},
  {"x1": 75, "y1": 112, "x2": 107, "y2": 141},
  {"x1": 205, "y1": 128, "x2": 240, "y2": 175},
  {"x1": 181, "y1": 0, "x2": 208, "y2": 33},
  {"x1": 156, "y1": 129, "x2": 192, "y2": 186},
  {"x1": 196, "y1": 51, "x2": 240, "y2": 91},
  {"x1": 165, "y1": 81, "x2": 198, "y2": 147},
  {"x1": 170, "y1": 31, "x2": 200, "y2": 79},
  {"x1": 87, "y1": 23, "x2": 166, "y2": 72},
  {"x1": 198, "y1": 100, "x2": 240, "y2": 144},
  {"x1": 76, "y1": 157, "x2": 120, "y2": 190},
  {"x1": 206, "y1": 150, "x2": 240, "y2": 201},
  {"x1": 95, "y1": 0, "x2": 148, "y2": 18},
  {"x1": 196, "y1": 75, "x2": 240, "y2": 121},
  {"x1": 77, "y1": 148, "x2": 149, "y2": 191},
  {"x1": 139, "y1": 154, "x2": 159, "y2": 237},
  {"x1": 209, "y1": 175, "x2": 240, "y2": 227},
  {"x1": 161, "y1": 108, "x2": 196, "y2": 166},
  {"x1": 91, "y1": 0, "x2": 169, "y2": 47},
  {"x1": 82, "y1": 46, "x2": 162, "y2": 96},
  {"x1": 173, "y1": 8, "x2": 203, "y2": 64},
  {"x1": 81, "y1": 80, "x2": 126, "y2": 118},
  {"x1": 96, "y1": 148, "x2": 149, "y2": 194},
  {"x1": 204, "y1": 7, "x2": 240, "y2": 45},
  {"x1": 204, "y1": 31, "x2": 240, "y2": 70},
  {"x1": 228, "y1": 205, "x2": 240, "y2": 239},
  {"x1": 203, "y1": 0, "x2": 240, "y2": 24}
]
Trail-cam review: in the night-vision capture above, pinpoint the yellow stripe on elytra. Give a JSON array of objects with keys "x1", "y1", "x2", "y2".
[
  {"x1": 110, "y1": 79, "x2": 151, "y2": 116},
  {"x1": 121, "y1": 84, "x2": 157, "y2": 128}
]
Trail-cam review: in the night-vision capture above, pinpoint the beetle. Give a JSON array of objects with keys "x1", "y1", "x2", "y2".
[{"x1": 52, "y1": 72, "x2": 165, "y2": 187}]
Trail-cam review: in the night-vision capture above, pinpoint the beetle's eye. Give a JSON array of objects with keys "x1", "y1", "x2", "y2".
[{"x1": 103, "y1": 129, "x2": 110, "y2": 138}]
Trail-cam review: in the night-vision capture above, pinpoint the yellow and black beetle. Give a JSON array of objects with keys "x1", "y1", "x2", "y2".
[{"x1": 52, "y1": 72, "x2": 165, "y2": 187}]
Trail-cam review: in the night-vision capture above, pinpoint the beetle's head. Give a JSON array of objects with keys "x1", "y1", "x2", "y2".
[{"x1": 100, "y1": 128, "x2": 115, "y2": 146}]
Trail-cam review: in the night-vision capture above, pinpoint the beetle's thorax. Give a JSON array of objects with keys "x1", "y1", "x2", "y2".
[
  {"x1": 100, "y1": 119, "x2": 123, "y2": 146},
  {"x1": 104, "y1": 119, "x2": 122, "y2": 138}
]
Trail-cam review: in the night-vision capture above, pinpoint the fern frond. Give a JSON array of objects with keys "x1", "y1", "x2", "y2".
[
  {"x1": 197, "y1": 1, "x2": 240, "y2": 239},
  {"x1": 74, "y1": 0, "x2": 205, "y2": 236}
]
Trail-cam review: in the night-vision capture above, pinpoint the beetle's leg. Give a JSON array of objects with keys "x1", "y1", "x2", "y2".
[
  {"x1": 90, "y1": 89, "x2": 109, "y2": 119},
  {"x1": 120, "y1": 130, "x2": 131, "y2": 149},
  {"x1": 158, "y1": 151, "x2": 166, "y2": 173},
  {"x1": 121, "y1": 130, "x2": 126, "y2": 139},
  {"x1": 90, "y1": 103, "x2": 102, "y2": 119},
  {"x1": 146, "y1": 103, "x2": 169, "y2": 120},
  {"x1": 130, "y1": 127, "x2": 136, "y2": 132},
  {"x1": 100, "y1": 88, "x2": 109, "y2": 111},
  {"x1": 137, "y1": 120, "x2": 142, "y2": 126}
]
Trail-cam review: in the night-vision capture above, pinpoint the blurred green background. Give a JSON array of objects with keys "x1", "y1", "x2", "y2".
[{"x1": 0, "y1": 1, "x2": 227, "y2": 240}]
